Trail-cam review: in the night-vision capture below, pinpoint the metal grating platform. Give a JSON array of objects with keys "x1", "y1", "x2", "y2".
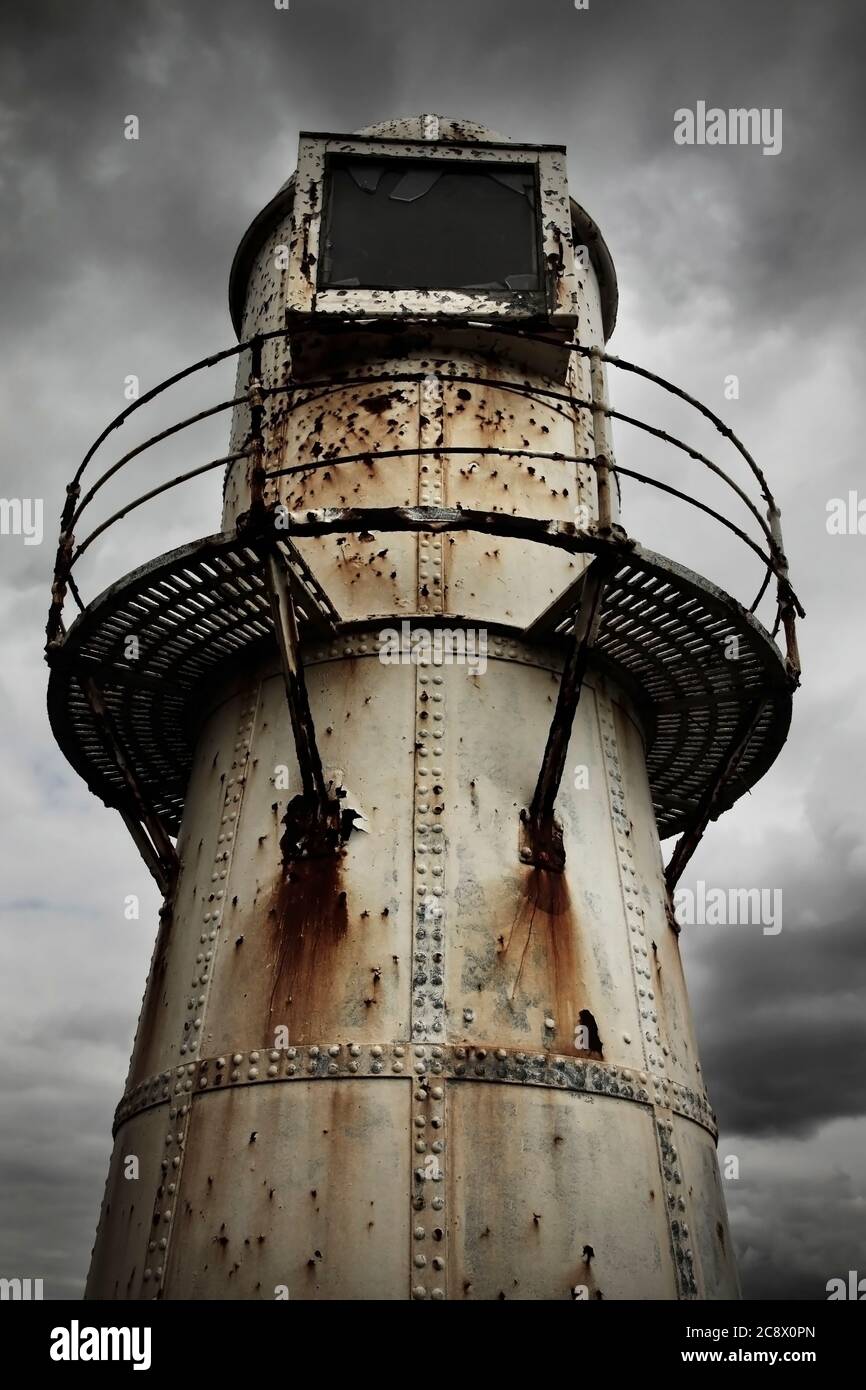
[
  {"x1": 47, "y1": 524, "x2": 792, "y2": 841},
  {"x1": 46, "y1": 533, "x2": 339, "y2": 833}
]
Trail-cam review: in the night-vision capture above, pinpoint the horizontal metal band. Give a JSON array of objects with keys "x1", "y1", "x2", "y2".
[
  {"x1": 303, "y1": 629, "x2": 568, "y2": 675},
  {"x1": 115, "y1": 1043, "x2": 718, "y2": 1140}
]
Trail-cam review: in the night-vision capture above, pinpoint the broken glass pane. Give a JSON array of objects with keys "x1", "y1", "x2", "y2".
[
  {"x1": 489, "y1": 170, "x2": 537, "y2": 204},
  {"x1": 390, "y1": 169, "x2": 443, "y2": 202},
  {"x1": 319, "y1": 156, "x2": 541, "y2": 293},
  {"x1": 346, "y1": 162, "x2": 385, "y2": 193}
]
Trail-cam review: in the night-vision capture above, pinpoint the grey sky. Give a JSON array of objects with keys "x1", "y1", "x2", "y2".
[{"x1": 1, "y1": 0, "x2": 864, "y2": 1299}]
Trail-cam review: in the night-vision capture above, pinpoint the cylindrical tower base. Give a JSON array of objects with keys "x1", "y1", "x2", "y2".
[{"x1": 86, "y1": 633, "x2": 738, "y2": 1300}]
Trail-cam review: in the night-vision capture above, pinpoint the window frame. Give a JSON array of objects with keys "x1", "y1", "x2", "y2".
[{"x1": 286, "y1": 132, "x2": 580, "y2": 326}]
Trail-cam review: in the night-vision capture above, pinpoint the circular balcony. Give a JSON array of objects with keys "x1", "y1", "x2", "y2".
[{"x1": 45, "y1": 328, "x2": 803, "y2": 879}]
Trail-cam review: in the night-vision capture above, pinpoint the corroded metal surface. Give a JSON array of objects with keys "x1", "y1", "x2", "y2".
[
  {"x1": 116, "y1": 1048, "x2": 718, "y2": 1139},
  {"x1": 86, "y1": 638, "x2": 740, "y2": 1298},
  {"x1": 227, "y1": 114, "x2": 619, "y2": 340},
  {"x1": 285, "y1": 133, "x2": 578, "y2": 324},
  {"x1": 72, "y1": 117, "x2": 763, "y2": 1300}
]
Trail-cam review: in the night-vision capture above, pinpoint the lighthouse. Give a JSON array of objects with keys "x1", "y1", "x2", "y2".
[{"x1": 46, "y1": 115, "x2": 801, "y2": 1300}]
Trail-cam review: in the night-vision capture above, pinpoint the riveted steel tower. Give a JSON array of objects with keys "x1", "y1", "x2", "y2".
[{"x1": 47, "y1": 115, "x2": 802, "y2": 1300}]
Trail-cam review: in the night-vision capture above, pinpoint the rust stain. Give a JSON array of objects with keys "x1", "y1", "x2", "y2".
[
  {"x1": 359, "y1": 391, "x2": 400, "y2": 416},
  {"x1": 267, "y1": 856, "x2": 349, "y2": 1038},
  {"x1": 501, "y1": 869, "x2": 602, "y2": 1057}
]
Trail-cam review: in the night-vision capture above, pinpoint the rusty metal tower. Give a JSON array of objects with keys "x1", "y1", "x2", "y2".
[{"x1": 47, "y1": 115, "x2": 802, "y2": 1300}]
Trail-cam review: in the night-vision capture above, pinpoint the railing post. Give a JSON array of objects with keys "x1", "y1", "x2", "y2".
[
  {"x1": 45, "y1": 481, "x2": 81, "y2": 652},
  {"x1": 767, "y1": 504, "x2": 801, "y2": 685},
  {"x1": 589, "y1": 347, "x2": 612, "y2": 531},
  {"x1": 247, "y1": 334, "x2": 267, "y2": 519}
]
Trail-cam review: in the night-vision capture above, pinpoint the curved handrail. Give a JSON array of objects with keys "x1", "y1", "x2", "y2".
[
  {"x1": 69, "y1": 451, "x2": 251, "y2": 568},
  {"x1": 71, "y1": 398, "x2": 247, "y2": 528},
  {"x1": 261, "y1": 371, "x2": 777, "y2": 553},
  {"x1": 499, "y1": 326, "x2": 777, "y2": 511},
  {"x1": 45, "y1": 328, "x2": 802, "y2": 682}
]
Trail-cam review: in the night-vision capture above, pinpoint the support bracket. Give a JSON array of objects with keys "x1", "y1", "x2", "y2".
[
  {"x1": 521, "y1": 557, "x2": 611, "y2": 871},
  {"x1": 664, "y1": 697, "x2": 766, "y2": 891},
  {"x1": 79, "y1": 675, "x2": 179, "y2": 897},
  {"x1": 264, "y1": 546, "x2": 344, "y2": 858}
]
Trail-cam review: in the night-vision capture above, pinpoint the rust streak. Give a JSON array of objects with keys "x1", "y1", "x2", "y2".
[
  {"x1": 267, "y1": 857, "x2": 349, "y2": 1038},
  {"x1": 501, "y1": 869, "x2": 601, "y2": 1057}
]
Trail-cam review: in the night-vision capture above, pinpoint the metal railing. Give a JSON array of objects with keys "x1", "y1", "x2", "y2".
[{"x1": 45, "y1": 326, "x2": 804, "y2": 682}]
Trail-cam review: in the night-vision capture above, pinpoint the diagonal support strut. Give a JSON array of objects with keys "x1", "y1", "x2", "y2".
[
  {"x1": 79, "y1": 675, "x2": 179, "y2": 897},
  {"x1": 264, "y1": 545, "x2": 344, "y2": 858},
  {"x1": 521, "y1": 557, "x2": 612, "y2": 871},
  {"x1": 664, "y1": 697, "x2": 767, "y2": 892}
]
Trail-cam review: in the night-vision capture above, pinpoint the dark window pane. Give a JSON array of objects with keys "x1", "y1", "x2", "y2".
[{"x1": 319, "y1": 156, "x2": 541, "y2": 293}]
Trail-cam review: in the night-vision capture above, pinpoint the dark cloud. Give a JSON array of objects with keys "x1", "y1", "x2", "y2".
[
  {"x1": 693, "y1": 913, "x2": 866, "y2": 1137},
  {"x1": 722, "y1": 1123, "x2": 866, "y2": 1300},
  {"x1": 1, "y1": 0, "x2": 864, "y2": 1301}
]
